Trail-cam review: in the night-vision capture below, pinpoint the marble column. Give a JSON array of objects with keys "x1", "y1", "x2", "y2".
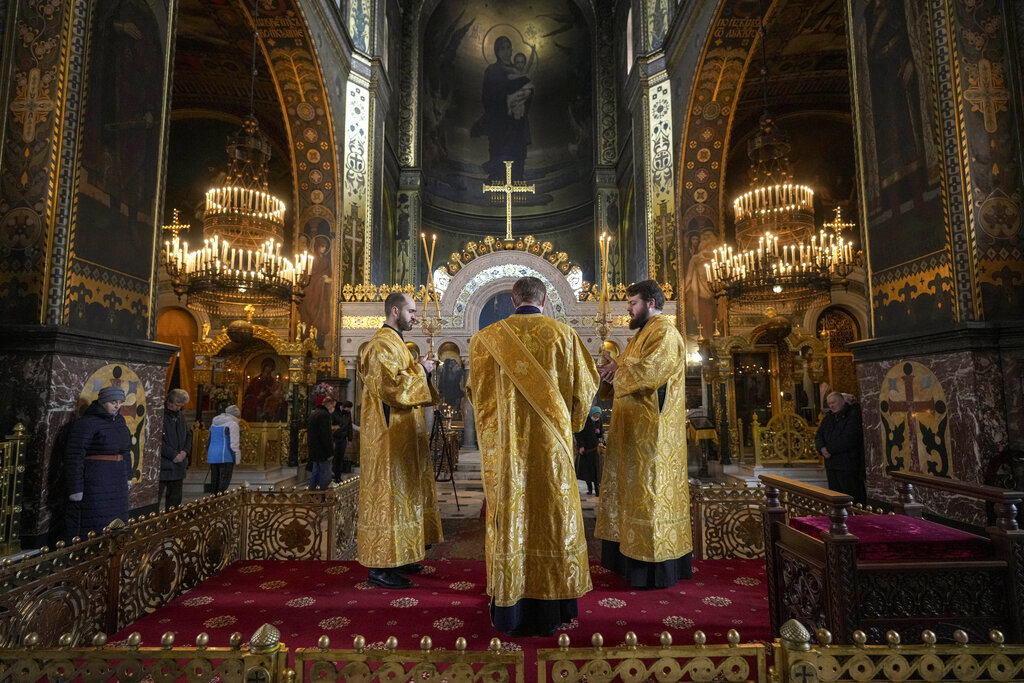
[{"x1": 0, "y1": 328, "x2": 175, "y2": 548}]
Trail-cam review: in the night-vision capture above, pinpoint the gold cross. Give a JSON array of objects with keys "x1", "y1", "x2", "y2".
[
  {"x1": 482, "y1": 161, "x2": 535, "y2": 241},
  {"x1": 964, "y1": 58, "x2": 1009, "y2": 134},
  {"x1": 11, "y1": 68, "x2": 55, "y2": 143}
]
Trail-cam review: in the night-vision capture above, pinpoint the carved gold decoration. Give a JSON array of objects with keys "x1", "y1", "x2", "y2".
[
  {"x1": 0, "y1": 638, "x2": 287, "y2": 682},
  {"x1": 294, "y1": 637, "x2": 524, "y2": 683},
  {"x1": 690, "y1": 482, "x2": 765, "y2": 560},
  {"x1": 340, "y1": 315, "x2": 388, "y2": 329},
  {"x1": 538, "y1": 630, "x2": 765, "y2": 683},
  {"x1": 578, "y1": 281, "x2": 676, "y2": 302},
  {"x1": 752, "y1": 411, "x2": 822, "y2": 466},
  {"x1": 774, "y1": 623, "x2": 1024, "y2": 682},
  {"x1": 1, "y1": 423, "x2": 28, "y2": 554},
  {"x1": 443, "y1": 234, "x2": 578, "y2": 277}
]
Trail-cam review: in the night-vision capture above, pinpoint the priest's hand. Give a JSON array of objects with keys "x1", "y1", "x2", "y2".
[
  {"x1": 820, "y1": 447, "x2": 831, "y2": 459},
  {"x1": 598, "y1": 357, "x2": 618, "y2": 383},
  {"x1": 420, "y1": 357, "x2": 436, "y2": 374}
]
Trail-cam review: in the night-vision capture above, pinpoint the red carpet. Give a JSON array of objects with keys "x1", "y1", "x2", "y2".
[{"x1": 114, "y1": 558, "x2": 769, "y2": 674}]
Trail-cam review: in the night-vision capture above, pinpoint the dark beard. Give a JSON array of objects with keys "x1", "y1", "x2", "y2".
[
  {"x1": 628, "y1": 310, "x2": 649, "y2": 329},
  {"x1": 398, "y1": 317, "x2": 414, "y2": 332}
]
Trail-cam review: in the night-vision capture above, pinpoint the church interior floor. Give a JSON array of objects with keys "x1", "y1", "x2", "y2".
[{"x1": 130, "y1": 448, "x2": 771, "y2": 675}]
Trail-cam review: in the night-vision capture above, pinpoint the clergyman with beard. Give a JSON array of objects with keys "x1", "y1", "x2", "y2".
[
  {"x1": 594, "y1": 279, "x2": 693, "y2": 589},
  {"x1": 357, "y1": 292, "x2": 444, "y2": 590}
]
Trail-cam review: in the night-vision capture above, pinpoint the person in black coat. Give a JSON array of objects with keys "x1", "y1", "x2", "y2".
[
  {"x1": 332, "y1": 400, "x2": 355, "y2": 481},
  {"x1": 65, "y1": 385, "x2": 133, "y2": 540},
  {"x1": 159, "y1": 388, "x2": 192, "y2": 510},
  {"x1": 308, "y1": 395, "x2": 336, "y2": 490},
  {"x1": 815, "y1": 391, "x2": 866, "y2": 504},
  {"x1": 574, "y1": 406, "x2": 603, "y2": 495}
]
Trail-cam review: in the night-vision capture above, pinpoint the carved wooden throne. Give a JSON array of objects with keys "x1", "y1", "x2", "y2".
[{"x1": 761, "y1": 472, "x2": 1024, "y2": 644}]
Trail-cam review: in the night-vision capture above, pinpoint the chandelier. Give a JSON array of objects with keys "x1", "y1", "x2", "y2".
[
  {"x1": 162, "y1": 3, "x2": 311, "y2": 317},
  {"x1": 707, "y1": 114, "x2": 854, "y2": 306},
  {"x1": 163, "y1": 119, "x2": 312, "y2": 317}
]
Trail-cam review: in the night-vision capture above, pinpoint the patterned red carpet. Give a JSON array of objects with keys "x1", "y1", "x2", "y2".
[{"x1": 114, "y1": 558, "x2": 771, "y2": 669}]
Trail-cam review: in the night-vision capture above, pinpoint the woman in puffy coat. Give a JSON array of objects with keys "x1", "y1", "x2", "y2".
[{"x1": 65, "y1": 385, "x2": 133, "y2": 540}]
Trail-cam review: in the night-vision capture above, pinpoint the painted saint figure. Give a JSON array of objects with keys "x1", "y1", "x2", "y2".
[{"x1": 471, "y1": 35, "x2": 534, "y2": 181}]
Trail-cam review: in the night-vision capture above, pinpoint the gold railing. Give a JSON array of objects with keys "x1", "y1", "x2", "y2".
[
  {"x1": 294, "y1": 635, "x2": 524, "y2": 683},
  {"x1": 690, "y1": 481, "x2": 766, "y2": 559},
  {"x1": 192, "y1": 422, "x2": 300, "y2": 468},
  {"x1": 773, "y1": 619, "x2": 1024, "y2": 682},
  {"x1": 4, "y1": 621, "x2": 1023, "y2": 683},
  {"x1": 538, "y1": 629, "x2": 766, "y2": 683},
  {"x1": 0, "y1": 480, "x2": 359, "y2": 647},
  {"x1": 0, "y1": 629, "x2": 288, "y2": 682},
  {"x1": 0, "y1": 423, "x2": 27, "y2": 555},
  {"x1": 751, "y1": 411, "x2": 823, "y2": 466}
]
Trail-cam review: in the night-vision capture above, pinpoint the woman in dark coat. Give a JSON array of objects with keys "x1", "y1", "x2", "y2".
[
  {"x1": 65, "y1": 385, "x2": 133, "y2": 540},
  {"x1": 575, "y1": 406, "x2": 603, "y2": 495},
  {"x1": 815, "y1": 391, "x2": 866, "y2": 504}
]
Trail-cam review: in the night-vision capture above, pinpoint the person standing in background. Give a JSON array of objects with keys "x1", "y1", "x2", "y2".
[
  {"x1": 159, "y1": 388, "x2": 191, "y2": 510},
  {"x1": 65, "y1": 385, "x2": 133, "y2": 540},
  {"x1": 207, "y1": 404, "x2": 241, "y2": 494},
  {"x1": 332, "y1": 400, "x2": 356, "y2": 481},
  {"x1": 308, "y1": 394, "x2": 336, "y2": 490}
]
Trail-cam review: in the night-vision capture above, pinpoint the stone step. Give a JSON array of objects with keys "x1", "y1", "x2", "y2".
[{"x1": 183, "y1": 466, "x2": 301, "y2": 496}]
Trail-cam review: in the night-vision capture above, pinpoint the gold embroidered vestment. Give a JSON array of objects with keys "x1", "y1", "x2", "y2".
[
  {"x1": 467, "y1": 314, "x2": 599, "y2": 606},
  {"x1": 357, "y1": 327, "x2": 443, "y2": 568},
  {"x1": 595, "y1": 313, "x2": 692, "y2": 562}
]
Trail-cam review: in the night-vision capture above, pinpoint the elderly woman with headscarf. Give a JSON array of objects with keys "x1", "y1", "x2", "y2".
[
  {"x1": 574, "y1": 406, "x2": 604, "y2": 496},
  {"x1": 65, "y1": 385, "x2": 133, "y2": 541}
]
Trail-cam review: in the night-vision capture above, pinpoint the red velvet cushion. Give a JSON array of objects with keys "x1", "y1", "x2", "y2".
[{"x1": 789, "y1": 515, "x2": 992, "y2": 561}]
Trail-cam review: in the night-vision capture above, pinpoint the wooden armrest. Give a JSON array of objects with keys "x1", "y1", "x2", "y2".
[
  {"x1": 760, "y1": 474, "x2": 854, "y2": 536},
  {"x1": 759, "y1": 474, "x2": 855, "y2": 506},
  {"x1": 889, "y1": 471, "x2": 1023, "y2": 504}
]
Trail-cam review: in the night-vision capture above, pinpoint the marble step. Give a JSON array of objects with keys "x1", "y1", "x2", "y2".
[{"x1": 182, "y1": 466, "x2": 301, "y2": 495}]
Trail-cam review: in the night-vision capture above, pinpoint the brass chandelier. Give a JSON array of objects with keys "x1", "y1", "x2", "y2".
[
  {"x1": 707, "y1": 113, "x2": 854, "y2": 306},
  {"x1": 162, "y1": 4, "x2": 311, "y2": 317}
]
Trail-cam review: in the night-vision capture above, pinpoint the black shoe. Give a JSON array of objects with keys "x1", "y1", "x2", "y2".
[
  {"x1": 586, "y1": 488, "x2": 593, "y2": 495},
  {"x1": 397, "y1": 562, "x2": 424, "y2": 574},
  {"x1": 367, "y1": 569, "x2": 413, "y2": 589}
]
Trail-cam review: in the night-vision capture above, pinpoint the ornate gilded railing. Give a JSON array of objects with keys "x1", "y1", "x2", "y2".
[
  {"x1": 0, "y1": 626, "x2": 289, "y2": 682},
  {"x1": 0, "y1": 480, "x2": 359, "y2": 647},
  {"x1": 537, "y1": 630, "x2": 766, "y2": 683},
  {"x1": 192, "y1": 422, "x2": 298, "y2": 469},
  {"x1": 773, "y1": 619, "x2": 1024, "y2": 682},
  {"x1": 689, "y1": 481, "x2": 766, "y2": 559},
  {"x1": 294, "y1": 635, "x2": 524, "y2": 683},
  {"x1": 577, "y1": 281, "x2": 676, "y2": 302},
  {"x1": 0, "y1": 423, "x2": 28, "y2": 555},
  {"x1": 752, "y1": 411, "x2": 822, "y2": 467}
]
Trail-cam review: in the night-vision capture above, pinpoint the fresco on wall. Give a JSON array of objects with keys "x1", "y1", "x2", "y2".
[
  {"x1": 849, "y1": 0, "x2": 953, "y2": 336},
  {"x1": 69, "y1": 0, "x2": 171, "y2": 337},
  {"x1": 422, "y1": 0, "x2": 593, "y2": 220}
]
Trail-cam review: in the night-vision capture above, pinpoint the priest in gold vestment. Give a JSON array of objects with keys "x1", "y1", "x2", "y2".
[
  {"x1": 357, "y1": 292, "x2": 443, "y2": 590},
  {"x1": 595, "y1": 279, "x2": 692, "y2": 588},
  {"x1": 467, "y1": 277, "x2": 599, "y2": 636}
]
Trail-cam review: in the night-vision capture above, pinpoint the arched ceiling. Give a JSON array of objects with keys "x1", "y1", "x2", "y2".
[
  {"x1": 172, "y1": 0, "x2": 289, "y2": 153},
  {"x1": 732, "y1": 0, "x2": 850, "y2": 136}
]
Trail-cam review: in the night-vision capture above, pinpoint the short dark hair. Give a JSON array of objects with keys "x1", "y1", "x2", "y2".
[
  {"x1": 384, "y1": 291, "x2": 410, "y2": 316},
  {"x1": 341, "y1": 400, "x2": 353, "y2": 408},
  {"x1": 511, "y1": 276, "x2": 546, "y2": 305},
  {"x1": 626, "y1": 279, "x2": 665, "y2": 309}
]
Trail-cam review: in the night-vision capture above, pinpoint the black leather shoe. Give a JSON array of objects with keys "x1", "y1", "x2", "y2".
[
  {"x1": 397, "y1": 563, "x2": 424, "y2": 574},
  {"x1": 367, "y1": 569, "x2": 413, "y2": 589}
]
